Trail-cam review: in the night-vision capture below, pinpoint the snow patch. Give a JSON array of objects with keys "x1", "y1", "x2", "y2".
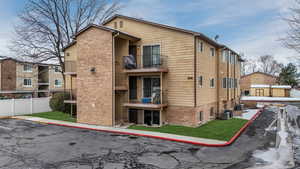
[
  {"x1": 236, "y1": 109, "x2": 258, "y2": 120},
  {"x1": 241, "y1": 96, "x2": 300, "y2": 101}
]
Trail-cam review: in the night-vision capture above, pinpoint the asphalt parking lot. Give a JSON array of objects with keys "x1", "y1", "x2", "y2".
[{"x1": 0, "y1": 110, "x2": 275, "y2": 169}]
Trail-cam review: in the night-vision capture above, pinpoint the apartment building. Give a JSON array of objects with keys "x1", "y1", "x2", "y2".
[
  {"x1": 63, "y1": 15, "x2": 243, "y2": 127},
  {"x1": 240, "y1": 72, "x2": 278, "y2": 96},
  {"x1": 0, "y1": 57, "x2": 64, "y2": 98}
]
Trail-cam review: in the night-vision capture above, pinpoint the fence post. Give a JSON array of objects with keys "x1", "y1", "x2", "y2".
[
  {"x1": 11, "y1": 99, "x2": 15, "y2": 116},
  {"x1": 30, "y1": 97, "x2": 33, "y2": 114}
]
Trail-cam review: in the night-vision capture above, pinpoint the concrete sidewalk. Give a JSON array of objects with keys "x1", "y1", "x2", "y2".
[{"x1": 13, "y1": 116, "x2": 227, "y2": 145}]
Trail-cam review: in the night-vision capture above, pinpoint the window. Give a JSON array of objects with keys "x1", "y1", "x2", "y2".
[
  {"x1": 198, "y1": 41, "x2": 203, "y2": 52},
  {"x1": 54, "y1": 66, "x2": 60, "y2": 73},
  {"x1": 222, "y1": 50, "x2": 226, "y2": 62},
  {"x1": 222, "y1": 78, "x2": 227, "y2": 88},
  {"x1": 210, "y1": 107, "x2": 214, "y2": 116},
  {"x1": 143, "y1": 45, "x2": 160, "y2": 68},
  {"x1": 119, "y1": 21, "x2": 123, "y2": 28},
  {"x1": 210, "y1": 78, "x2": 215, "y2": 88},
  {"x1": 244, "y1": 90, "x2": 250, "y2": 96},
  {"x1": 23, "y1": 78, "x2": 32, "y2": 87},
  {"x1": 23, "y1": 64, "x2": 32, "y2": 72},
  {"x1": 114, "y1": 22, "x2": 117, "y2": 29},
  {"x1": 143, "y1": 77, "x2": 160, "y2": 98},
  {"x1": 198, "y1": 76, "x2": 203, "y2": 87},
  {"x1": 199, "y1": 111, "x2": 203, "y2": 121},
  {"x1": 55, "y1": 79, "x2": 62, "y2": 87},
  {"x1": 210, "y1": 48, "x2": 215, "y2": 56},
  {"x1": 234, "y1": 78, "x2": 237, "y2": 88}
]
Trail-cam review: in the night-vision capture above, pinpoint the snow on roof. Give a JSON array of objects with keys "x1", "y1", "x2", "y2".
[
  {"x1": 271, "y1": 85, "x2": 291, "y2": 89},
  {"x1": 251, "y1": 84, "x2": 270, "y2": 88},
  {"x1": 241, "y1": 96, "x2": 300, "y2": 101},
  {"x1": 250, "y1": 84, "x2": 291, "y2": 89}
]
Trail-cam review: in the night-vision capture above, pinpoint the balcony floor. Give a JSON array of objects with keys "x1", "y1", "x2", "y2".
[
  {"x1": 124, "y1": 67, "x2": 168, "y2": 74},
  {"x1": 123, "y1": 102, "x2": 167, "y2": 109},
  {"x1": 64, "y1": 100, "x2": 77, "y2": 104}
]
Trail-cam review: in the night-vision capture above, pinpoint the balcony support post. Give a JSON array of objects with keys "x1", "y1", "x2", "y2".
[{"x1": 160, "y1": 72, "x2": 163, "y2": 104}]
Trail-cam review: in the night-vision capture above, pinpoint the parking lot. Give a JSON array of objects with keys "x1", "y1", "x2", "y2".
[{"x1": 0, "y1": 109, "x2": 275, "y2": 169}]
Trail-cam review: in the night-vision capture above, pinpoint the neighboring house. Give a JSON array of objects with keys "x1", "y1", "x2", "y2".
[
  {"x1": 63, "y1": 14, "x2": 243, "y2": 127},
  {"x1": 240, "y1": 72, "x2": 278, "y2": 96},
  {"x1": 0, "y1": 57, "x2": 64, "y2": 98},
  {"x1": 250, "y1": 85, "x2": 291, "y2": 97}
]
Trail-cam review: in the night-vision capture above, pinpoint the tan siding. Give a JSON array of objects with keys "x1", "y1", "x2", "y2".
[{"x1": 105, "y1": 18, "x2": 195, "y2": 106}]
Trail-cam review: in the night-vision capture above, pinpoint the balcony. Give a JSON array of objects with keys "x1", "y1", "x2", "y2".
[
  {"x1": 65, "y1": 61, "x2": 77, "y2": 75},
  {"x1": 123, "y1": 55, "x2": 168, "y2": 74},
  {"x1": 124, "y1": 89, "x2": 168, "y2": 109}
]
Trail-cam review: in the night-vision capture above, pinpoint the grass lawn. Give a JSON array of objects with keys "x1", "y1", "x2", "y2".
[
  {"x1": 26, "y1": 111, "x2": 76, "y2": 123},
  {"x1": 128, "y1": 118, "x2": 248, "y2": 141}
]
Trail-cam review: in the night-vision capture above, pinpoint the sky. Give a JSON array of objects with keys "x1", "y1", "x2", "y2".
[{"x1": 0, "y1": 0, "x2": 298, "y2": 63}]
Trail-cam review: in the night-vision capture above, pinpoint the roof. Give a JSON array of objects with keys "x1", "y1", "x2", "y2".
[
  {"x1": 251, "y1": 84, "x2": 270, "y2": 88},
  {"x1": 271, "y1": 85, "x2": 291, "y2": 89},
  {"x1": 241, "y1": 72, "x2": 278, "y2": 79},
  {"x1": 102, "y1": 14, "x2": 221, "y2": 47},
  {"x1": 250, "y1": 84, "x2": 291, "y2": 89},
  {"x1": 63, "y1": 24, "x2": 141, "y2": 51},
  {"x1": 0, "y1": 57, "x2": 60, "y2": 66}
]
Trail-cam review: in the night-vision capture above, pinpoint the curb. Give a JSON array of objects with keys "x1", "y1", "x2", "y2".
[{"x1": 13, "y1": 109, "x2": 262, "y2": 147}]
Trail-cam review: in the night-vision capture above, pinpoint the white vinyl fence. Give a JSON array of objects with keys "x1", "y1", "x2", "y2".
[{"x1": 0, "y1": 97, "x2": 52, "y2": 116}]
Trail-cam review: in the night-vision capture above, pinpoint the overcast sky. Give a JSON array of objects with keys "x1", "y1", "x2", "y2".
[{"x1": 0, "y1": 0, "x2": 298, "y2": 63}]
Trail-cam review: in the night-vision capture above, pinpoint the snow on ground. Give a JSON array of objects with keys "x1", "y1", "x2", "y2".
[
  {"x1": 291, "y1": 89, "x2": 300, "y2": 98},
  {"x1": 247, "y1": 107, "x2": 294, "y2": 169},
  {"x1": 241, "y1": 96, "x2": 300, "y2": 101},
  {"x1": 236, "y1": 109, "x2": 258, "y2": 120}
]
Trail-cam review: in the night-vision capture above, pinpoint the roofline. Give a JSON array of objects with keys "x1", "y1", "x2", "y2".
[
  {"x1": 241, "y1": 72, "x2": 278, "y2": 78},
  {"x1": 63, "y1": 24, "x2": 141, "y2": 51},
  {"x1": 0, "y1": 58, "x2": 60, "y2": 66},
  {"x1": 103, "y1": 14, "x2": 221, "y2": 47}
]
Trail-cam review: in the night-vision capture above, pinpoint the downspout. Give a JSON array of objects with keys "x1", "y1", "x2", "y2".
[
  {"x1": 216, "y1": 48, "x2": 220, "y2": 117},
  {"x1": 112, "y1": 32, "x2": 119, "y2": 126},
  {"x1": 194, "y1": 36, "x2": 197, "y2": 107}
]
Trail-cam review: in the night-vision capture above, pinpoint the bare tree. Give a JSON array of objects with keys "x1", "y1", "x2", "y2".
[
  {"x1": 257, "y1": 55, "x2": 283, "y2": 75},
  {"x1": 282, "y1": 0, "x2": 300, "y2": 54},
  {"x1": 10, "y1": 0, "x2": 120, "y2": 73}
]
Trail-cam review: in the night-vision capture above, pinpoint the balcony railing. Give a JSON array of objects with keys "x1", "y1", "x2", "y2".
[
  {"x1": 65, "y1": 61, "x2": 77, "y2": 74},
  {"x1": 123, "y1": 55, "x2": 168, "y2": 73},
  {"x1": 125, "y1": 88, "x2": 168, "y2": 109}
]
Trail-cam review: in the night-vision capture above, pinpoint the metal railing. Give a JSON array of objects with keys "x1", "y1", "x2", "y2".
[
  {"x1": 64, "y1": 89, "x2": 77, "y2": 101},
  {"x1": 65, "y1": 61, "x2": 77, "y2": 73},
  {"x1": 124, "y1": 55, "x2": 168, "y2": 70},
  {"x1": 129, "y1": 88, "x2": 168, "y2": 104}
]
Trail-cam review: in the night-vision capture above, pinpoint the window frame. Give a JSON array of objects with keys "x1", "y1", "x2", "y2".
[
  {"x1": 210, "y1": 48, "x2": 215, "y2": 56},
  {"x1": 54, "y1": 79, "x2": 62, "y2": 87},
  {"x1": 23, "y1": 78, "x2": 32, "y2": 87},
  {"x1": 23, "y1": 64, "x2": 33, "y2": 72},
  {"x1": 198, "y1": 76, "x2": 203, "y2": 87},
  {"x1": 210, "y1": 78, "x2": 215, "y2": 88},
  {"x1": 142, "y1": 44, "x2": 161, "y2": 68},
  {"x1": 199, "y1": 111, "x2": 203, "y2": 122},
  {"x1": 119, "y1": 20, "x2": 123, "y2": 28},
  {"x1": 198, "y1": 40, "x2": 204, "y2": 52}
]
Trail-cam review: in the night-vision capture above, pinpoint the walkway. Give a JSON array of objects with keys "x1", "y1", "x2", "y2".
[{"x1": 12, "y1": 112, "x2": 261, "y2": 146}]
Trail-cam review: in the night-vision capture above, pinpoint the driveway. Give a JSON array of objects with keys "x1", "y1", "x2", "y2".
[{"x1": 0, "y1": 109, "x2": 275, "y2": 169}]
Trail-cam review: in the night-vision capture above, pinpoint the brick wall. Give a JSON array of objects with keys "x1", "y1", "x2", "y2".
[
  {"x1": 76, "y1": 27, "x2": 114, "y2": 126},
  {"x1": 1, "y1": 59, "x2": 16, "y2": 90}
]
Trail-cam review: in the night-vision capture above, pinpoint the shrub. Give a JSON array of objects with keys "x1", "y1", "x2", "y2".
[{"x1": 50, "y1": 93, "x2": 70, "y2": 113}]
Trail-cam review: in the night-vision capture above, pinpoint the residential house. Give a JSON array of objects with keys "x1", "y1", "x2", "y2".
[
  {"x1": 63, "y1": 14, "x2": 243, "y2": 127},
  {"x1": 0, "y1": 57, "x2": 64, "y2": 98},
  {"x1": 240, "y1": 72, "x2": 278, "y2": 96}
]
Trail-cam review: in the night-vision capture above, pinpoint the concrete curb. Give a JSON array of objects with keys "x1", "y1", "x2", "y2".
[{"x1": 11, "y1": 109, "x2": 262, "y2": 147}]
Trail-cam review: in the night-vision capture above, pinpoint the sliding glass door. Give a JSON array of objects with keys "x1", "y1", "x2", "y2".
[{"x1": 143, "y1": 45, "x2": 160, "y2": 68}]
